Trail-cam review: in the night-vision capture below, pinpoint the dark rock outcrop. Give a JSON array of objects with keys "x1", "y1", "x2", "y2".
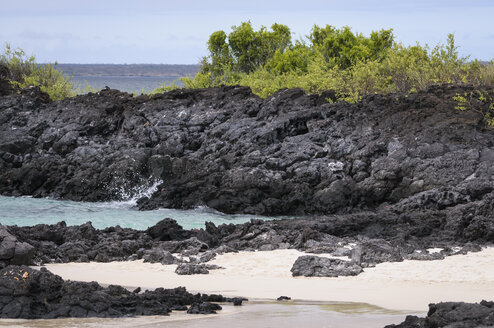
[
  {"x1": 146, "y1": 218, "x2": 191, "y2": 241},
  {"x1": 140, "y1": 248, "x2": 179, "y2": 264},
  {"x1": 290, "y1": 255, "x2": 363, "y2": 277},
  {"x1": 232, "y1": 297, "x2": 243, "y2": 306},
  {"x1": 385, "y1": 301, "x2": 494, "y2": 328},
  {"x1": 0, "y1": 226, "x2": 35, "y2": 268},
  {"x1": 0, "y1": 84, "x2": 493, "y2": 265},
  {"x1": 0, "y1": 64, "x2": 13, "y2": 96},
  {"x1": 4, "y1": 214, "x2": 485, "y2": 271},
  {"x1": 1, "y1": 84, "x2": 493, "y2": 267},
  {"x1": 1, "y1": 84, "x2": 493, "y2": 220},
  {"x1": 0, "y1": 265, "x2": 231, "y2": 319},
  {"x1": 186, "y1": 302, "x2": 222, "y2": 314}
]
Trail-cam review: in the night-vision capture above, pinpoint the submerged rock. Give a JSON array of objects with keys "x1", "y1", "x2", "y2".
[{"x1": 290, "y1": 255, "x2": 363, "y2": 277}]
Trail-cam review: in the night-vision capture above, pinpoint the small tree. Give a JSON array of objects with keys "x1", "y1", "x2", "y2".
[{"x1": 0, "y1": 43, "x2": 75, "y2": 100}]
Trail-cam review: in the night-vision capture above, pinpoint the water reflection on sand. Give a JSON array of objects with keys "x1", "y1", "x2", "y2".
[{"x1": 0, "y1": 301, "x2": 420, "y2": 328}]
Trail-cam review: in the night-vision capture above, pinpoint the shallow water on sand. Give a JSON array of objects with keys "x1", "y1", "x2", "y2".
[
  {"x1": 0, "y1": 301, "x2": 418, "y2": 328},
  {"x1": 0, "y1": 195, "x2": 285, "y2": 230}
]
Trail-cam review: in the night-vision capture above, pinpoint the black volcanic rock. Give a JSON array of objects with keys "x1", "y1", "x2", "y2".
[
  {"x1": 186, "y1": 302, "x2": 222, "y2": 314},
  {"x1": 1, "y1": 84, "x2": 493, "y2": 219},
  {"x1": 290, "y1": 255, "x2": 363, "y2": 277},
  {"x1": 0, "y1": 65, "x2": 12, "y2": 96},
  {"x1": 0, "y1": 265, "x2": 229, "y2": 319},
  {"x1": 0, "y1": 226, "x2": 34, "y2": 268},
  {"x1": 277, "y1": 296, "x2": 291, "y2": 301},
  {"x1": 147, "y1": 218, "x2": 191, "y2": 241},
  {"x1": 1, "y1": 83, "x2": 494, "y2": 276},
  {"x1": 385, "y1": 301, "x2": 494, "y2": 327}
]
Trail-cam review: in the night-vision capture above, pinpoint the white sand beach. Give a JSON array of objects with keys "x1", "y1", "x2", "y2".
[{"x1": 41, "y1": 248, "x2": 494, "y2": 312}]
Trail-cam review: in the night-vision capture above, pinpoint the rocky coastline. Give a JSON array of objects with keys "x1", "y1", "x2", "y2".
[
  {"x1": 1, "y1": 75, "x2": 494, "y2": 325},
  {"x1": 1, "y1": 80, "x2": 493, "y2": 219},
  {"x1": 0, "y1": 264, "x2": 241, "y2": 319}
]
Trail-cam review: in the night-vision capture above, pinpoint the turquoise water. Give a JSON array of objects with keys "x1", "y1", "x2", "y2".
[{"x1": 0, "y1": 195, "x2": 278, "y2": 230}]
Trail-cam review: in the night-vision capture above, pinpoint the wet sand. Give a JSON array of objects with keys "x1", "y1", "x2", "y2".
[
  {"x1": 0, "y1": 301, "x2": 413, "y2": 328},
  {"x1": 40, "y1": 248, "x2": 494, "y2": 312}
]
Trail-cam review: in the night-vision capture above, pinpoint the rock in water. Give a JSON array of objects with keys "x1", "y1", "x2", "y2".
[
  {"x1": 290, "y1": 255, "x2": 363, "y2": 277},
  {"x1": 186, "y1": 302, "x2": 222, "y2": 314},
  {"x1": 277, "y1": 296, "x2": 291, "y2": 301},
  {"x1": 232, "y1": 297, "x2": 243, "y2": 306}
]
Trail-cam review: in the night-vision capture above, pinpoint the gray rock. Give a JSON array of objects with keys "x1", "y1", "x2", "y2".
[
  {"x1": 190, "y1": 251, "x2": 216, "y2": 263},
  {"x1": 0, "y1": 226, "x2": 34, "y2": 266},
  {"x1": 186, "y1": 302, "x2": 222, "y2": 314},
  {"x1": 141, "y1": 248, "x2": 179, "y2": 265},
  {"x1": 175, "y1": 263, "x2": 223, "y2": 275},
  {"x1": 290, "y1": 255, "x2": 363, "y2": 277},
  {"x1": 404, "y1": 251, "x2": 445, "y2": 261}
]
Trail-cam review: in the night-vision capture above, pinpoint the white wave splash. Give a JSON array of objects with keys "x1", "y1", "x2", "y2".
[{"x1": 106, "y1": 179, "x2": 163, "y2": 208}]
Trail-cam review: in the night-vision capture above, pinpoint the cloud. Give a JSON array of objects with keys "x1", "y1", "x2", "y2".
[
  {"x1": 18, "y1": 30, "x2": 80, "y2": 41},
  {"x1": 185, "y1": 35, "x2": 202, "y2": 42},
  {"x1": 18, "y1": 30, "x2": 53, "y2": 40}
]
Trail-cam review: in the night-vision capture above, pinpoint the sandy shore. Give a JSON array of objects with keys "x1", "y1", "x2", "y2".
[{"x1": 41, "y1": 248, "x2": 494, "y2": 312}]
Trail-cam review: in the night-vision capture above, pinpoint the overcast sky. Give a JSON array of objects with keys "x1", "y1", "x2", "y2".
[{"x1": 1, "y1": 0, "x2": 493, "y2": 64}]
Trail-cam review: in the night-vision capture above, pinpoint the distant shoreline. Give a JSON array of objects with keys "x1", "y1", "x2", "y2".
[{"x1": 50, "y1": 63, "x2": 200, "y2": 77}]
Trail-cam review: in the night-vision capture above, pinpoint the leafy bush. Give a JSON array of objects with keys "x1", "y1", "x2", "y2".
[
  {"x1": 454, "y1": 90, "x2": 494, "y2": 128},
  {"x1": 0, "y1": 43, "x2": 75, "y2": 100},
  {"x1": 185, "y1": 22, "x2": 494, "y2": 100}
]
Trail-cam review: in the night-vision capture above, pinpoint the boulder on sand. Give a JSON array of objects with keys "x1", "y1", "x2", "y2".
[{"x1": 290, "y1": 255, "x2": 363, "y2": 277}]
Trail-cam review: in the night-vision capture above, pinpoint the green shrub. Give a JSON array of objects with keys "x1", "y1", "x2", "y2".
[
  {"x1": 185, "y1": 23, "x2": 493, "y2": 101},
  {"x1": 0, "y1": 43, "x2": 75, "y2": 100},
  {"x1": 454, "y1": 90, "x2": 494, "y2": 128}
]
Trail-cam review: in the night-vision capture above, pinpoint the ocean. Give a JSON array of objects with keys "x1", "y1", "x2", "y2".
[
  {"x1": 70, "y1": 76, "x2": 183, "y2": 94},
  {"x1": 0, "y1": 195, "x2": 276, "y2": 230},
  {"x1": 58, "y1": 63, "x2": 198, "y2": 94}
]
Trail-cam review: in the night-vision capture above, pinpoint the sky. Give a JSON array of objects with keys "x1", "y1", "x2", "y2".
[{"x1": 0, "y1": 0, "x2": 493, "y2": 64}]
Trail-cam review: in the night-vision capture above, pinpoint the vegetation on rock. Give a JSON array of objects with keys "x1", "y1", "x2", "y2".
[
  {"x1": 184, "y1": 22, "x2": 494, "y2": 101},
  {"x1": 0, "y1": 43, "x2": 75, "y2": 100},
  {"x1": 454, "y1": 90, "x2": 494, "y2": 127},
  {"x1": 2, "y1": 23, "x2": 494, "y2": 109}
]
